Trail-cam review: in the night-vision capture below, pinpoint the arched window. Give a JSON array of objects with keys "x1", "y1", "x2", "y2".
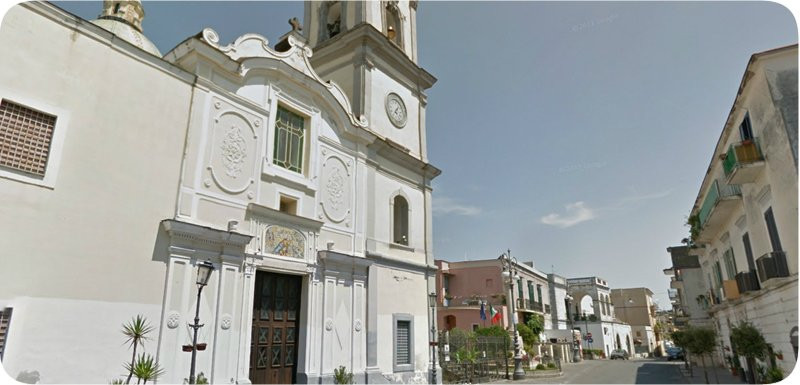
[
  {"x1": 393, "y1": 195, "x2": 409, "y2": 245},
  {"x1": 325, "y1": 2, "x2": 342, "y2": 39},
  {"x1": 384, "y1": 2, "x2": 402, "y2": 46}
]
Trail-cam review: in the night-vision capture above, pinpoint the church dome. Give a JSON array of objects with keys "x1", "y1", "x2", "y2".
[{"x1": 91, "y1": 1, "x2": 161, "y2": 57}]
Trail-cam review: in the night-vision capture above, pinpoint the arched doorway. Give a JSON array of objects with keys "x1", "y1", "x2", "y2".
[
  {"x1": 616, "y1": 334, "x2": 621, "y2": 350},
  {"x1": 626, "y1": 335, "x2": 632, "y2": 353}
]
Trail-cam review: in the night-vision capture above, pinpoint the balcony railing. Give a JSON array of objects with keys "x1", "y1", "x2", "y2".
[
  {"x1": 544, "y1": 304, "x2": 551, "y2": 313},
  {"x1": 698, "y1": 180, "x2": 742, "y2": 228},
  {"x1": 735, "y1": 270, "x2": 760, "y2": 293},
  {"x1": 722, "y1": 279, "x2": 740, "y2": 301},
  {"x1": 757, "y1": 251, "x2": 790, "y2": 283},
  {"x1": 723, "y1": 138, "x2": 765, "y2": 183}
]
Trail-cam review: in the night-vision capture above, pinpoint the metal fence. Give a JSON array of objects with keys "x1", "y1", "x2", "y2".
[{"x1": 437, "y1": 331, "x2": 511, "y2": 384}]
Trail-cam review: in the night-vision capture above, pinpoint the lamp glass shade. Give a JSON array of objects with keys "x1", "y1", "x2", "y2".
[
  {"x1": 196, "y1": 261, "x2": 215, "y2": 286},
  {"x1": 428, "y1": 292, "x2": 437, "y2": 307}
]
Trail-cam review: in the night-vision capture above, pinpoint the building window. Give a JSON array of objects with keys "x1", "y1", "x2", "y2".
[
  {"x1": 393, "y1": 314, "x2": 413, "y2": 371},
  {"x1": 279, "y1": 195, "x2": 298, "y2": 215},
  {"x1": 273, "y1": 106, "x2": 306, "y2": 174},
  {"x1": 764, "y1": 207, "x2": 783, "y2": 252},
  {"x1": 0, "y1": 100, "x2": 57, "y2": 177},
  {"x1": 528, "y1": 281, "x2": 535, "y2": 303},
  {"x1": 485, "y1": 278, "x2": 492, "y2": 288},
  {"x1": 723, "y1": 248, "x2": 737, "y2": 280},
  {"x1": 472, "y1": 324, "x2": 479, "y2": 332},
  {"x1": 392, "y1": 195, "x2": 409, "y2": 245},
  {"x1": 739, "y1": 113, "x2": 754, "y2": 141},
  {"x1": 0, "y1": 307, "x2": 12, "y2": 360},
  {"x1": 713, "y1": 261, "x2": 723, "y2": 289},
  {"x1": 636, "y1": 331, "x2": 641, "y2": 337}
]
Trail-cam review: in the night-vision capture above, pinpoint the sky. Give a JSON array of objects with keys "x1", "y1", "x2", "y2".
[{"x1": 47, "y1": 1, "x2": 798, "y2": 309}]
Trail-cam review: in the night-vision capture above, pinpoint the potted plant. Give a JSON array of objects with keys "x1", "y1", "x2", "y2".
[
  {"x1": 196, "y1": 343, "x2": 207, "y2": 351},
  {"x1": 182, "y1": 344, "x2": 193, "y2": 352}
]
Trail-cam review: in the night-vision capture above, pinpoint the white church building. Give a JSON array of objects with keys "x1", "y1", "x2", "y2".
[{"x1": 0, "y1": 1, "x2": 441, "y2": 384}]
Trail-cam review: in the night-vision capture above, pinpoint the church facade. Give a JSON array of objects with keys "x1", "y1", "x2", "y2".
[{"x1": 0, "y1": 1, "x2": 440, "y2": 384}]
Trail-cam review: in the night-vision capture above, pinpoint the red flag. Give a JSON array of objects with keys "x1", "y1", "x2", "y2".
[{"x1": 489, "y1": 305, "x2": 502, "y2": 324}]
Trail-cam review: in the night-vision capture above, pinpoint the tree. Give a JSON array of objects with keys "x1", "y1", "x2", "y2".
[
  {"x1": 684, "y1": 327, "x2": 718, "y2": 384},
  {"x1": 124, "y1": 353, "x2": 164, "y2": 384},
  {"x1": 516, "y1": 323, "x2": 536, "y2": 352},
  {"x1": 525, "y1": 314, "x2": 544, "y2": 337},
  {"x1": 730, "y1": 322, "x2": 769, "y2": 384},
  {"x1": 122, "y1": 315, "x2": 155, "y2": 384}
]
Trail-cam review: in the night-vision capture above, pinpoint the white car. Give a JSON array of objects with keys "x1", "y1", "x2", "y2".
[{"x1": 609, "y1": 349, "x2": 630, "y2": 360}]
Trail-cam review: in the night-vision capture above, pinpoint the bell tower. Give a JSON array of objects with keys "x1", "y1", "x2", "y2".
[
  {"x1": 305, "y1": 1, "x2": 418, "y2": 62},
  {"x1": 303, "y1": 1, "x2": 435, "y2": 161}
]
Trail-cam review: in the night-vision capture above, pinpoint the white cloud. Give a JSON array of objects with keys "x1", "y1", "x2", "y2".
[
  {"x1": 433, "y1": 196, "x2": 481, "y2": 216},
  {"x1": 540, "y1": 201, "x2": 596, "y2": 228}
]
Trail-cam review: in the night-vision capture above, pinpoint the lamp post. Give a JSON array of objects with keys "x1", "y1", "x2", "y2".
[
  {"x1": 499, "y1": 250, "x2": 525, "y2": 381},
  {"x1": 188, "y1": 261, "x2": 214, "y2": 385},
  {"x1": 428, "y1": 292, "x2": 438, "y2": 384},
  {"x1": 565, "y1": 295, "x2": 582, "y2": 362}
]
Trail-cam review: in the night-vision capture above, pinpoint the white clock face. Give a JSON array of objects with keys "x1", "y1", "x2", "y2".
[{"x1": 385, "y1": 93, "x2": 407, "y2": 128}]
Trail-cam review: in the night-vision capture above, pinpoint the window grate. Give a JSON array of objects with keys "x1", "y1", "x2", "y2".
[
  {"x1": 273, "y1": 106, "x2": 305, "y2": 173},
  {"x1": 0, "y1": 308, "x2": 12, "y2": 360},
  {"x1": 0, "y1": 100, "x2": 56, "y2": 177},
  {"x1": 396, "y1": 320, "x2": 411, "y2": 365}
]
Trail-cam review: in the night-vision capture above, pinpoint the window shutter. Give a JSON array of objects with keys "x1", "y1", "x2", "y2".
[{"x1": 396, "y1": 320, "x2": 411, "y2": 365}]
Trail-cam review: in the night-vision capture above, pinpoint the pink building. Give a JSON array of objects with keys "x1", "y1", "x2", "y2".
[{"x1": 434, "y1": 259, "x2": 551, "y2": 333}]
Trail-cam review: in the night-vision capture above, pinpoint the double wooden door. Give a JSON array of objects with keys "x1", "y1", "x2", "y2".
[{"x1": 250, "y1": 271, "x2": 301, "y2": 384}]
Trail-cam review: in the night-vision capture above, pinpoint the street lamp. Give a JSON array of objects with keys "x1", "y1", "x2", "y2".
[
  {"x1": 188, "y1": 261, "x2": 214, "y2": 384},
  {"x1": 428, "y1": 292, "x2": 438, "y2": 384},
  {"x1": 499, "y1": 250, "x2": 525, "y2": 381},
  {"x1": 565, "y1": 295, "x2": 582, "y2": 362}
]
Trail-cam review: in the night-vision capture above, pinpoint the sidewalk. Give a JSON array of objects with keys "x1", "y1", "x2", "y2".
[{"x1": 679, "y1": 364, "x2": 744, "y2": 384}]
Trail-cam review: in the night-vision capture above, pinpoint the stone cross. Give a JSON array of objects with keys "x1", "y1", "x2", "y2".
[{"x1": 289, "y1": 17, "x2": 302, "y2": 32}]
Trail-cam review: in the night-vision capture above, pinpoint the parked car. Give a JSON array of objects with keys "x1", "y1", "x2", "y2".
[
  {"x1": 666, "y1": 347, "x2": 685, "y2": 361},
  {"x1": 609, "y1": 349, "x2": 629, "y2": 360}
]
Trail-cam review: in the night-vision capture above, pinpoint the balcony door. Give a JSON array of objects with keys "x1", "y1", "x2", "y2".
[{"x1": 250, "y1": 271, "x2": 301, "y2": 384}]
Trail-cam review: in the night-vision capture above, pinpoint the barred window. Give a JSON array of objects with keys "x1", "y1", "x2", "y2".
[
  {"x1": 273, "y1": 106, "x2": 305, "y2": 173},
  {"x1": 0, "y1": 100, "x2": 57, "y2": 177},
  {"x1": 395, "y1": 320, "x2": 411, "y2": 365},
  {"x1": 0, "y1": 307, "x2": 12, "y2": 360}
]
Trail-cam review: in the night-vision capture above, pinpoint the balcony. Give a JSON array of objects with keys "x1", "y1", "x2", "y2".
[
  {"x1": 697, "y1": 180, "x2": 742, "y2": 242},
  {"x1": 532, "y1": 302, "x2": 543, "y2": 312},
  {"x1": 544, "y1": 304, "x2": 551, "y2": 313},
  {"x1": 757, "y1": 251, "x2": 790, "y2": 283},
  {"x1": 735, "y1": 270, "x2": 760, "y2": 293},
  {"x1": 723, "y1": 138, "x2": 765, "y2": 184},
  {"x1": 722, "y1": 279, "x2": 740, "y2": 301}
]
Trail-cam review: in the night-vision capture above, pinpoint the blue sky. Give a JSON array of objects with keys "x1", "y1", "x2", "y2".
[{"x1": 49, "y1": 1, "x2": 797, "y2": 309}]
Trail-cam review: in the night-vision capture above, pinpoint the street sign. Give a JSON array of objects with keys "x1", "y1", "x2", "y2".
[
  {"x1": 587, "y1": 338, "x2": 594, "y2": 343},
  {"x1": 586, "y1": 332, "x2": 592, "y2": 338}
]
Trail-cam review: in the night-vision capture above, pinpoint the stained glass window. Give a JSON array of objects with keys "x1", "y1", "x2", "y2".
[{"x1": 273, "y1": 106, "x2": 305, "y2": 173}]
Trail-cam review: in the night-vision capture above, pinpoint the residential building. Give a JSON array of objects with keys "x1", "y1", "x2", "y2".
[
  {"x1": 610, "y1": 288, "x2": 660, "y2": 355},
  {"x1": 547, "y1": 273, "x2": 570, "y2": 331},
  {"x1": 434, "y1": 259, "x2": 550, "y2": 334},
  {"x1": 684, "y1": 44, "x2": 798, "y2": 378},
  {"x1": 664, "y1": 246, "x2": 713, "y2": 330},
  {"x1": 0, "y1": 1, "x2": 441, "y2": 384},
  {"x1": 566, "y1": 277, "x2": 633, "y2": 357}
]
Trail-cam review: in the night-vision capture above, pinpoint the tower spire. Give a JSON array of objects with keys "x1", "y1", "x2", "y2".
[{"x1": 98, "y1": 1, "x2": 145, "y2": 32}]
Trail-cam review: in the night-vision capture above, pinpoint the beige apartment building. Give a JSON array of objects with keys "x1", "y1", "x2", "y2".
[
  {"x1": 684, "y1": 44, "x2": 797, "y2": 379},
  {"x1": 610, "y1": 288, "x2": 662, "y2": 356}
]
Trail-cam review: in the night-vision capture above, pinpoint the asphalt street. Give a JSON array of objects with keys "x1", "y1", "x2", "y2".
[{"x1": 499, "y1": 358, "x2": 687, "y2": 384}]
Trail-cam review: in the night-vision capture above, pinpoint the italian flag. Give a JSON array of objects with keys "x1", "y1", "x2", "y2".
[{"x1": 489, "y1": 305, "x2": 502, "y2": 324}]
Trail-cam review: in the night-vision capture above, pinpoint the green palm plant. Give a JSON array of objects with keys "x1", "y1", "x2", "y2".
[
  {"x1": 124, "y1": 353, "x2": 165, "y2": 384},
  {"x1": 122, "y1": 315, "x2": 155, "y2": 384}
]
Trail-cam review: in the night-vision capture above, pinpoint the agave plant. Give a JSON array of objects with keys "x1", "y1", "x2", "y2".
[
  {"x1": 122, "y1": 315, "x2": 155, "y2": 384},
  {"x1": 124, "y1": 353, "x2": 164, "y2": 384}
]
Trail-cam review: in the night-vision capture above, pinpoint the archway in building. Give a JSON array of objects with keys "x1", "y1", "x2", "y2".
[
  {"x1": 616, "y1": 334, "x2": 621, "y2": 350},
  {"x1": 445, "y1": 315, "x2": 457, "y2": 331},
  {"x1": 626, "y1": 335, "x2": 632, "y2": 353},
  {"x1": 791, "y1": 326, "x2": 798, "y2": 359}
]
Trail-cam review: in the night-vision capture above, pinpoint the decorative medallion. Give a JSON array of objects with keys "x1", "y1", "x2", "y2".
[
  {"x1": 220, "y1": 314, "x2": 232, "y2": 330},
  {"x1": 385, "y1": 92, "x2": 407, "y2": 128},
  {"x1": 320, "y1": 155, "x2": 351, "y2": 223},
  {"x1": 166, "y1": 311, "x2": 181, "y2": 329},
  {"x1": 354, "y1": 319, "x2": 362, "y2": 332},
  {"x1": 325, "y1": 318, "x2": 334, "y2": 331},
  {"x1": 221, "y1": 125, "x2": 247, "y2": 178},
  {"x1": 264, "y1": 225, "x2": 305, "y2": 259}
]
